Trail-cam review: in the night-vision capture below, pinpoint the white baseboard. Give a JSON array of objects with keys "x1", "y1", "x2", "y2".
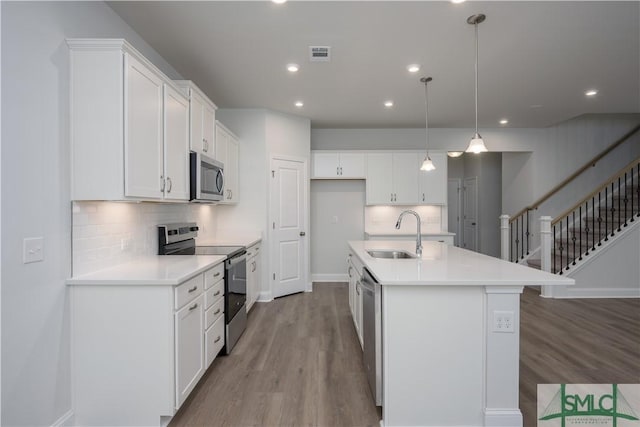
[
  {"x1": 311, "y1": 273, "x2": 348, "y2": 282},
  {"x1": 484, "y1": 409, "x2": 523, "y2": 427},
  {"x1": 257, "y1": 290, "x2": 273, "y2": 302},
  {"x1": 51, "y1": 410, "x2": 74, "y2": 427},
  {"x1": 563, "y1": 287, "x2": 640, "y2": 298}
]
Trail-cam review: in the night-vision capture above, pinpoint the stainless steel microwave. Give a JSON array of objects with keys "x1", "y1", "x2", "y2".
[{"x1": 190, "y1": 152, "x2": 224, "y2": 202}]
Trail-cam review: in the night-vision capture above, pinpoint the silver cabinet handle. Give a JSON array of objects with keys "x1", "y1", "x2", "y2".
[
  {"x1": 422, "y1": 193, "x2": 425, "y2": 202},
  {"x1": 167, "y1": 177, "x2": 172, "y2": 193},
  {"x1": 214, "y1": 336, "x2": 221, "y2": 343},
  {"x1": 252, "y1": 261, "x2": 256, "y2": 272},
  {"x1": 160, "y1": 175, "x2": 165, "y2": 192},
  {"x1": 391, "y1": 193, "x2": 393, "y2": 202},
  {"x1": 213, "y1": 308, "x2": 221, "y2": 315},
  {"x1": 188, "y1": 286, "x2": 198, "y2": 293},
  {"x1": 213, "y1": 272, "x2": 221, "y2": 277},
  {"x1": 299, "y1": 231, "x2": 306, "y2": 236},
  {"x1": 214, "y1": 290, "x2": 221, "y2": 297},
  {"x1": 203, "y1": 138, "x2": 208, "y2": 152},
  {"x1": 356, "y1": 284, "x2": 360, "y2": 295},
  {"x1": 189, "y1": 303, "x2": 198, "y2": 311},
  {"x1": 348, "y1": 266, "x2": 353, "y2": 278},
  {"x1": 336, "y1": 166, "x2": 339, "y2": 176},
  {"x1": 230, "y1": 190, "x2": 233, "y2": 199},
  {"x1": 247, "y1": 252, "x2": 252, "y2": 257}
]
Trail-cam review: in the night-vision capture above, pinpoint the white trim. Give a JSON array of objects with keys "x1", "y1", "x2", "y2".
[
  {"x1": 51, "y1": 410, "x2": 74, "y2": 427},
  {"x1": 257, "y1": 290, "x2": 273, "y2": 302},
  {"x1": 311, "y1": 273, "x2": 348, "y2": 282},
  {"x1": 562, "y1": 287, "x2": 640, "y2": 298},
  {"x1": 483, "y1": 409, "x2": 523, "y2": 427}
]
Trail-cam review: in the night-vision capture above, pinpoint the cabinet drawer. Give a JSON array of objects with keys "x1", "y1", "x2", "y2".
[
  {"x1": 205, "y1": 315, "x2": 225, "y2": 367},
  {"x1": 205, "y1": 279, "x2": 224, "y2": 309},
  {"x1": 175, "y1": 274, "x2": 204, "y2": 310},
  {"x1": 204, "y1": 263, "x2": 224, "y2": 289},
  {"x1": 246, "y1": 242, "x2": 261, "y2": 258},
  {"x1": 205, "y1": 297, "x2": 224, "y2": 330}
]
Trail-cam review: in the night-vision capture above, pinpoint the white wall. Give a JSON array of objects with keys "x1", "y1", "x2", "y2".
[
  {"x1": 310, "y1": 180, "x2": 365, "y2": 281},
  {"x1": 1, "y1": 2, "x2": 184, "y2": 425},
  {"x1": 216, "y1": 109, "x2": 311, "y2": 299}
]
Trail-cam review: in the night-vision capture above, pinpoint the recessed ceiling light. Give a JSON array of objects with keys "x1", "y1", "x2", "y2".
[
  {"x1": 530, "y1": 104, "x2": 543, "y2": 109},
  {"x1": 585, "y1": 89, "x2": 598, "y2": 97},
  {"x1": 286, "y1": 63, "x2": 299, "y2": 73},
  {"x1": 499, "y1": 119, "x2": 509, "y2": 125},
  {"x1": 295, "y1": 101, "x2": 304, "y2": 107},
  {"x1": 272, "y1": 0, "x2": 287, "y2": 4},
  {"x1": 451, "y1": 0, "x2": 466, "y2": 3},
  {"x1": 384, "y1": 101, "x2": 394, "y2": 108},
  {"x1": 407, "y1": 64, "x2": 421, "y2": 73}
]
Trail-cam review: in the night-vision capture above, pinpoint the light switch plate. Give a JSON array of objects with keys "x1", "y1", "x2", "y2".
[{"x1": 23, "y1": 237, "x2": 44, "y2": 264}]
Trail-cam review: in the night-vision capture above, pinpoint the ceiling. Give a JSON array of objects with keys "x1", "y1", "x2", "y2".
[{"x1": 108, "y1": 1, "x2": 640, "y2": 129}]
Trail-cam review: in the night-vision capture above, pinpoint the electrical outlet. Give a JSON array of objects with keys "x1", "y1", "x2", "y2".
[{"x1": 492, "y1": 310, "x2": 515, "y2": 333}]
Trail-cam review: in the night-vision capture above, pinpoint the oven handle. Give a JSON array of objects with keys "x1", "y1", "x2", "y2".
[{"x1": 226, "y1": 253, "x2": 247, "y2": 267}]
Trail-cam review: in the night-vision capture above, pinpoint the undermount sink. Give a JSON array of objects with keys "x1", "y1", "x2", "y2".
[{"x1": 366, "y1": 250, "x2": 417, "y2": 259}]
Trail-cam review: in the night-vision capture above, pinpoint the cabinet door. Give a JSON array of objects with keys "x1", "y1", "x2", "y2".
[
  {"x1": 190, "y1": 92, "x2": 205, "y2": 155},
  {"x1": 225, "y1": 136, "x2": 239, "y2": 203},
  {"x1": 202, "y1": 103, "x2": 215, "y2": 156},
  {"x1": 418, "y1": 152, "x2": 447, "y2": 204},
  {"x1": 246, "y1": 255, "x2": 257, "y2": 311},
  {"x1": 124, "y1": 54, "x2": 164, "y2": 199},
  {"x1": 356, "y1": 279, "x2": 364, "y2": 348},
  {"x1": 366, "y1": 153, "x2": 393, "y2": 205},
  {"x1": 339, "y1": 153, "x2": 366, "y2": 178},
  {"x1": 215, "y1": 124, "x2": 228, "y2": 166},
  {"x1": 311, "y1": 152, "x2": 339, "y2": 178},
  {"x1": 163, "y1": 84, "x2": 190, "y2": 201},
  {"x1": 393, "y1": 153, "x2": 420, "y2": 204},
  {"x1": 175, "y1": 294, "x2": 204, "y2": 408}
]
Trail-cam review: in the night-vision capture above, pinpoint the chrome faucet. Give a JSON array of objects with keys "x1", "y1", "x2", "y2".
[{"x1": 395, "y1": 210, "x2": 422, "y2": 256}]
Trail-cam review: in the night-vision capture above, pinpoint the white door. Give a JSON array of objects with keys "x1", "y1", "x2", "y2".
[
  {"x1": 163, "y1": 84, "x2": 190, "y2": 201},
  {"x1": 271, "y1": 158, "x2": 307, "y2": 298},
  {"x1": 462, "y1": 177, "x2": 478, "y2": 251},
  {"x1": 448, "y1": 179, "x2": 462, "y2": 246}
]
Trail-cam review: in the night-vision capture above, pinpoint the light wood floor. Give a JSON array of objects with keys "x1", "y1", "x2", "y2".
[{"x1": 170, "y1": 284, "x2": 639, "y2": 427}]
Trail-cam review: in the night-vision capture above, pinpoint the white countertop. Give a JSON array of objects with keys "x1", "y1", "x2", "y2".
[
  {"x1": 196, "y1": 234, "x2": 262, "y2": 248},
  {"x1": 66, "y1": 255, "x2": 226, "y2": 286},
  {"x1": 365, "y1": 230, "x2": 455, "y2": 236},
  {"x1": 349, "y1": 240, "x2": 575, "y2": 287}
]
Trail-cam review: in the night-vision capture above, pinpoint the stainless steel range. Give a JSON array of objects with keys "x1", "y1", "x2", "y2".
[{"x1": 158, "y1": 223, "x2": 247, "y2": 354}]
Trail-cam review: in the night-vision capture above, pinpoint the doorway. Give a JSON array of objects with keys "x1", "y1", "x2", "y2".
[
  {"x1": 447, "y1": 179, "x2": 462, "y2": 247},
  {"x1": 462, "y1": 177, "x2": 479, "y2": 252}
]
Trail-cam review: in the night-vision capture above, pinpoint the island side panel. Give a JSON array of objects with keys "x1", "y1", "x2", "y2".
[
  {"x1": 71, "y1": 285, "x2": 175, "y2": 426},
  {"x1": 484, "y1": 286, "x2": 524, "y2": 426},
  {"x1": 382, "y1": 285, "x2": 485, "y2": 426}
]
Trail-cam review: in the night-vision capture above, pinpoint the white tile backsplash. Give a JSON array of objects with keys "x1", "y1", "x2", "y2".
[
  {"x1": 365, "y1": 205, "x2": 443, "y2": 233},
  {"x1": 72, "y1": 201, "x2": 218, "y2": 276}
]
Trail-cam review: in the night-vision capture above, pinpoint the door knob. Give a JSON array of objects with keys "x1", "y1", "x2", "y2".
[{"x1": 299, "y1": 231, "x2": 306, "y2": 236}]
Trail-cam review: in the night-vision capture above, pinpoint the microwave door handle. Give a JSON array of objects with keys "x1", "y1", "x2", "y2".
[{"x1": 217, "y1": 169, "x2": 225, "y2": 193}]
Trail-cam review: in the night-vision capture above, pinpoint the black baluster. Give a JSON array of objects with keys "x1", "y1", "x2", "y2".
[
  {"x1": 521, "y1": 215, "x2": 524, "y2": 260},
  {"x1": 598, "y1": 192, "x2": 602, "y2": 246},
  {"x1": 617, "y1": 177, "x2": 622, "y2": 232},
  {"x1": 526, "y1": 210, "x2": 530, "y2": 256},
  {"x1": 578, "y1": 206, "x2": 583, "y2": 260},
  {"x1": 515, "y1": 217, "x2": 520, "y2": 262},
  {"x1": 632, "y1": 165, "x2": 635, "y2": 223},
  {"x1": 566, "y1": 215, "x2": 570, "y2": 271},
  {"x1": 624, "y1": 172, "x2": 628, "y2": 227},
  {"x1": 510, "y1": 221, "x2": 514, "y2": 262},
  {"x1": 572, "y1": 211, "x2": 577, "y2": 265},
  {"x1": 558, "y1": 221, "x2": 564, "y2": 274},
  {"x1": 591, "y1": 197, "x2": 596, "y2": 252},
  {"x1": 584, "y1": 203, "x2": 589, "y2": 257},
  {"x1": 553, "y1": 225, "x2": 557, "y2": 274},
  {"x1": 605, "y1": 186, "x2": 609, "y2": 241}
]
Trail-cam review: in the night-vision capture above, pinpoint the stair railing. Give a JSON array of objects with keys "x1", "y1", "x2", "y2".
[
  {"x1": 505, "y1": 123, "x2": 640, "y2": 263},
  {"x1": 542, "y1": 157, "x2": 640, "y2": 275}
]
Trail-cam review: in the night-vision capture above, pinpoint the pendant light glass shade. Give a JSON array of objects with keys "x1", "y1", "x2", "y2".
[
  {"x1": 420, "y1": 76, "x2": 435, "y2": 171},
  {"x1": 447, "y1": 151, "x2": 464, "y2": 158},
  {"x1": 466, "y1": 14, "x2": 488, "y2": 154}
]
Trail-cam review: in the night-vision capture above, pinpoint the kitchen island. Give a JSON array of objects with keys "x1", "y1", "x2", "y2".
[{"x1": 347, "y1": 240, "x2": 574, "y2": 427}]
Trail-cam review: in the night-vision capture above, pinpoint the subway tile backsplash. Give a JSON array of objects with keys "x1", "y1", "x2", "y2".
[
  {"x1": 72, "y1": 201, "x2": 218, "y2": 276},
  {"x1": 365, "y1": 205, "x2": 443, "y2": 233}
]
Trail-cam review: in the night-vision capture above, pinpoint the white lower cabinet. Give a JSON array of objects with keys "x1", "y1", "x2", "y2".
[
  {"x1": 347, "y1": 252, "x2": 364, "y2": 348},
  {"x1": 70, "y1": 261, "x2": 225, "y2": 426},
  {"x1": 246, "y1": 241, "x2": 262, "y2": 312}
]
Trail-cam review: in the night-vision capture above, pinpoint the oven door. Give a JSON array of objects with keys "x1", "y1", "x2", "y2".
[
  {"x1": 190, "y1": 152, "x2": 224, "y2": 202},
  {"x1": 225, "y1": 253, "x2": 247, "y2": 322}
]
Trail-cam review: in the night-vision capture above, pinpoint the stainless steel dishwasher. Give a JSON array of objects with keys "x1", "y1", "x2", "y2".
[{"x1": 362, "y1": 268, "x2": 382, "y2": 406}]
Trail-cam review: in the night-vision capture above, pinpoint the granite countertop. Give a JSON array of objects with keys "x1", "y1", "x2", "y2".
[
  {"x1": 66, "y1": 255, "x2": 226, "y2": 286},
  {"x1": 348, "y1": 240, "x2": 575, "y2": 287}
]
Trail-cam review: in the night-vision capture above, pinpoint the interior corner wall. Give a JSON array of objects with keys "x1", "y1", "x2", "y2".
[{"x1": 1, "y1": 2, "x2": 183, "y2": 425}]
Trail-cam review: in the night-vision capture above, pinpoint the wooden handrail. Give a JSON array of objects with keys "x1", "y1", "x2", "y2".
[
  {"x1": 511, "y1": 123, "x2": 640, "y2": 220},
  {"x1": 552, "y1": 156, "x2": 640, "y2": 225}
]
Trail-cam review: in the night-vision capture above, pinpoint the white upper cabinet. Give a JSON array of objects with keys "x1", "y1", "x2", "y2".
[
  {"x1": 215, "y1": 121, "x2": 239, "y2": 204},
  {"x1": 418, "y1": 152, "x2": 447, "y2": 205},
  {"x1": 68, "y1": 39, "x2": 190, "y2": 202},
  {"x1": 175, "y1": 81, "x2": 217, "y2": 156},
  {"x1": 311, "y1": 151, "x2": 366, "y2": 179},
  {"x1": 366, "y1": 152, "x2": 419, "y2": 205},
  {"x1": 163, "y1": 84, "x2": 190, "y2": 200}
]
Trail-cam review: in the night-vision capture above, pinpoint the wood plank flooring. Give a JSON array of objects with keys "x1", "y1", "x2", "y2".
[{"x1": 170, "y1": 284, "x2": 639, "y2": 427}]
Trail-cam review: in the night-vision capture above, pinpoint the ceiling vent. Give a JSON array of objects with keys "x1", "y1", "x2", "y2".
[{"x1": 309, "y1": 46, "x2": 331, "y2": 62}]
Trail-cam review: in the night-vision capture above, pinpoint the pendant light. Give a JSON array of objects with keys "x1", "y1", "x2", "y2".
[
  {"x1": 420, "y1": 77, "x2": 435, "y2": 171},
  {"x1": 465, "y1": 13, "x2": 488, "y2": 154}
]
